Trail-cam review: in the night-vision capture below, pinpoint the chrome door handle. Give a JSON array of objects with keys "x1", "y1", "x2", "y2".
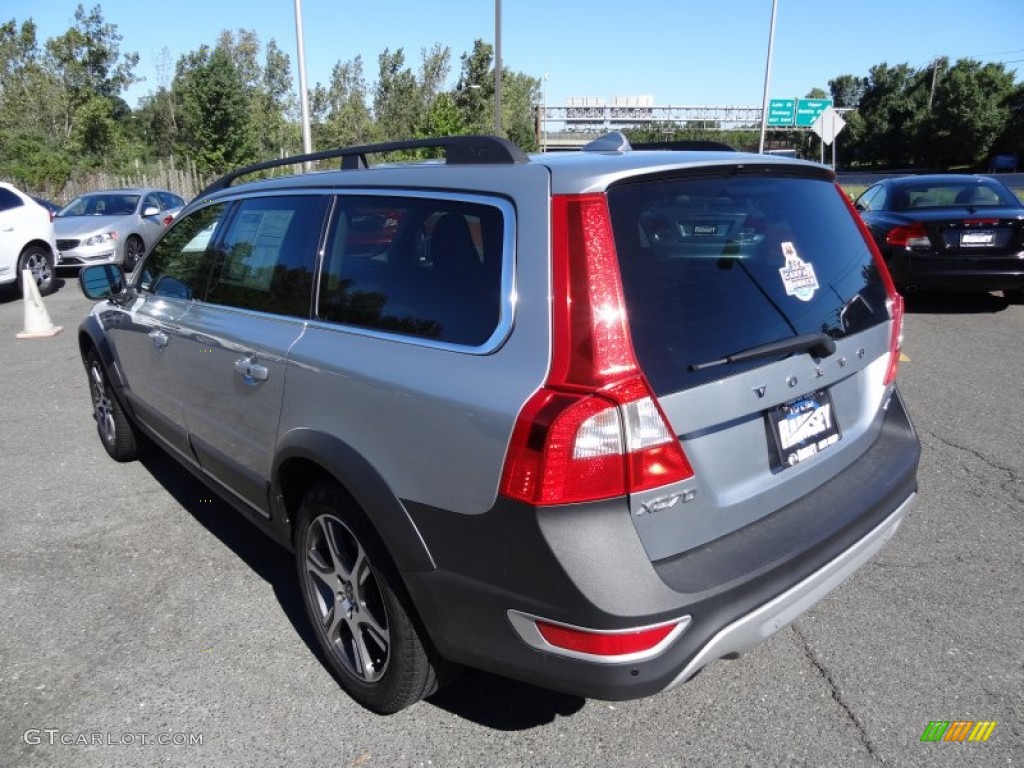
[
  {"x1": 148, "y1": 330, "x2": 169, "y2": 348},
  {"x1": 234, "y1": 357, "x2": 269, "y2": 382}
]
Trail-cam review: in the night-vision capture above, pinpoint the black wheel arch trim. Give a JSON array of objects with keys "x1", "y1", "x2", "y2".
[
  {"x1": 272, "y1": 428, "x2": 436, "y2": 573},
  {"x1": 78, "y1": 314, "x2": 126, "y2": 390}
]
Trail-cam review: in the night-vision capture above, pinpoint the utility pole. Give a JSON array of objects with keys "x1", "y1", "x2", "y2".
[
  {"x1": 758, "y1": 0, "x2": 779, "y2": 154},
  {"x1": 928, "y1": 58, "x2": 941, "y2": 111},
  {"x1": 294, "y1": 0, "x2": 313, "y2": 163},
  {"x1": 494, "y1": 0, "x2": 502, "y2": 136}
]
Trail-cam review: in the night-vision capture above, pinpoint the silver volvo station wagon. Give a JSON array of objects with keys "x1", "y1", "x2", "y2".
[{"x1": 78, "y1": 133, "x2": 920, "y2": 713}]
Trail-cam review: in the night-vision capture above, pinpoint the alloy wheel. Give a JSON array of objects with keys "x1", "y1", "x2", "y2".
[{"x1": 303, "y1": 513, "x2": 391, "y2": 682}]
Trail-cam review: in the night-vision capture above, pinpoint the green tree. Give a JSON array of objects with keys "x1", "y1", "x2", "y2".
[
  {"x1": 455, "y1": 40, "x2": 495, "y2": 133},
  {"x1": 257, "y1": 38, "x2": 297, "y2": 156},
  {"x1": 500, "y1": 70, "x2": 540, "y2": 151},
  {"x1": 175, "y1": 45, "x2": 257, "y2": 175},
  {"x1": 43, "y1": 3, "x2": 138, "y2": 143},
  {"x1": 920, "y1": 59, "x2": 1017, "y2": 168},
  {"x1": 993, "y1": 82, "x2": 1024, "y2": 158},
  {"x1": 312, "y1": 55, "x2": 376, "y2": 148},
  {"x1": 853, "y1": 63, "x2": 931, "y2": 167},
  {"x1": 374, "y1": 48, "x2": 420, "y2": 141},
  {"x1": 829, "y1": 74, "x2": 868, "y2": 108}
]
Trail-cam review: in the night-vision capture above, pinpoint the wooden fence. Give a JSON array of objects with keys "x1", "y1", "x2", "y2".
[{"x1": 52, "y1": 156, "x2": 209, "y2": 204}]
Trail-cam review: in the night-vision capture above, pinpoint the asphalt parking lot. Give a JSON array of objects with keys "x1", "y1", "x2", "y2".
[{"x1": 1, "y1": 277, "x2": 1021, "y2": 767}]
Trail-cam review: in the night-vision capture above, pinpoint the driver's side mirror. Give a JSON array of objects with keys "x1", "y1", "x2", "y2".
[
  {"x1": 80, "y1": 264, "x2": 126, "y2": 299},
  {"x1": 142, "y1": 205, "x2": 160, "y2": 217}
]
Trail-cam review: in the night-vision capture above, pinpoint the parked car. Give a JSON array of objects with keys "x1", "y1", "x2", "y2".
[
  {"x1": 30, "y1": 196, "x2": 62, "y2": 221},
  {"x1": 78, "y1": 133, "x2": 920, "y2": 714},
  {"x1": 55, "y1": 188, "x2": 185, "y2": 272},
  {"x1": 0, "y1": 182, "x2": 59, "y2": 295},
  {"x1": 854, "y1": 174, "x2": 1024, "y2": 299}
]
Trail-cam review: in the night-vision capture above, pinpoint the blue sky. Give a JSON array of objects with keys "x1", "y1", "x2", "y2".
[{"x1": 9, "y1": 0, "x2": 1024, "y2": 109}]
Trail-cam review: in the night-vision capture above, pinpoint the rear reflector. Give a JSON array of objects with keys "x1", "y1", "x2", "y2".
[
  {"x1": 536, "y1": 621, "x2": 678, "y2": 657},
  {"x1": 505, "y1": 610, "x2": 692, "y2": 662}
]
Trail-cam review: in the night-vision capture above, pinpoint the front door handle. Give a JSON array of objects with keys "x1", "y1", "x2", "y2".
[
  {"x1": 234, "y1": 356, "x2": 269, "y2": 382},
  {"x1": 148, "y1": 330, "x2": 169, "y2": 348}
]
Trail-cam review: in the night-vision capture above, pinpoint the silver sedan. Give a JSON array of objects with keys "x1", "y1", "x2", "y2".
[{"x1": 55, "y1": 188, "x2": 185, "y2": 272}]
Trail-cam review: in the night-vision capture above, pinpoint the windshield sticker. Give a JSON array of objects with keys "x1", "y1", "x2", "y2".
[{"x1": 779, "y1": 242, "x2": 819, "y2": 302}]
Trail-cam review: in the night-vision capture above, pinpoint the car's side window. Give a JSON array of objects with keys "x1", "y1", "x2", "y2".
[
  {"x1": 204, "y1": 195, "x2": 327, "y2": 317},
  {"x1": 870, "y1": 187, "x2": 888, "y2": 211},
  {"x1": 158, "y1": 191, "x2": 185, "y2": 210},
  {"x1": 138, "y1": 203, "x2": 228, "y2": 300},
  {"x1": 143, "y1": 194, "x2": 160, "y2": 214},
  {"x1": 857, "y1": 186, "x2": 879, "y2": 211},
  {"x1": 0, "y1": 188, "x2": 24, "y2": 212},
  {"x1": 318, "y1": 195, "x2": 504, "y2": 347}
]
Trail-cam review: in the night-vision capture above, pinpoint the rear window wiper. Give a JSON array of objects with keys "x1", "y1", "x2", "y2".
[{"x1": 689, "y1": 332, "x2": 836, "y2": 372}]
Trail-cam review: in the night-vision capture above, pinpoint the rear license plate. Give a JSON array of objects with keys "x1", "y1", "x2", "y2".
[
  {"x1": 961, "y1": 230, "x2": 995, "y2": 246},
  {"x1": 769, "y1": 389, "x2": 841, "y2": 468}
]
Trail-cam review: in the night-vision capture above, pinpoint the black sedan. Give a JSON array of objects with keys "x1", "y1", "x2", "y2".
[{"x1": 854, "y1": 175, "x2": 1024, "y2": 299}]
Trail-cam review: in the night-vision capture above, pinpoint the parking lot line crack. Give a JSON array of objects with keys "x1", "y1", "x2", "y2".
[
  {"x1": 791, "y1": 624, "x2": 885, "y2": 765},
  {"x1": 921, "y1": 427, "x2": 1023, "y2": 505}
]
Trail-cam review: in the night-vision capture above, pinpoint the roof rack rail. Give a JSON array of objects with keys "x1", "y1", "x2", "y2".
[{"x1": 197, "y1": 135, "x2": 529, "y2": 198}]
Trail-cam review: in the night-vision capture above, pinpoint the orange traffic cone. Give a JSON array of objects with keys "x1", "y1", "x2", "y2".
[{"x1": 16, "y1": 269, "x2": 63, "y2": 339}]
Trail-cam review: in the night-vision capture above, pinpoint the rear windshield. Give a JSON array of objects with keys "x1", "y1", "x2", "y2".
[
  {"x1": 889, "y1": 181, "x2": 1021, "y2": 210},
  {"x1": 607, "y1": 173, "x2": 890, "y2": 394}
]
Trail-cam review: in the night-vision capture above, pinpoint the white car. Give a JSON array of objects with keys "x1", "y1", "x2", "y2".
[
  {"x1": 55, "y1": 188, "x2": 185, "y2": 273},
  {"x1": 0, "y1": 182, "x2": 59, "y2": 295}
]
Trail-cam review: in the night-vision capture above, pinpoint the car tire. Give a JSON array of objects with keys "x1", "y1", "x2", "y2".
[
  {"x1": 295, "y1": 482, "x2": 448, "y2": 714},
  {"x1": 18, "y1": 244, "x2": 56, "y2": 296},
  {"x1": 1006, "y1": 287, "x2": 1024, "y2": 304},
  {"x1": 86, "y1": 349, "x2": 144, "y2": 462},
  {"x1": 123, "y1": 235, "x2": 145, "y2": 273}
]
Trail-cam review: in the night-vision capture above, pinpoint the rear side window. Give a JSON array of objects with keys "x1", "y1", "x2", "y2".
[
  {"x1": 0, "y1": 187, "x2": 24, "y2": 212},
  {"x1": 318, "y1": 195, "x2": 504, "y2": 346},
  {"x1": 205, "y1": 195, "x2": 328, "y2": 317},
  {"x1": 607, "y1": 173, "x2": 890, "y2": 393}
]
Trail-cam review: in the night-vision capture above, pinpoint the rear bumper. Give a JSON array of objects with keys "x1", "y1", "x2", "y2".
[
  {"x1": 403, "y1": 389, "x2": 919, "y2": 701},
  {"x1": 889, "y1": 250, "x2": 1024, "y2": 292},
  {"x1": 664, "y1": 497, "x2": 907, "y2": 690}
]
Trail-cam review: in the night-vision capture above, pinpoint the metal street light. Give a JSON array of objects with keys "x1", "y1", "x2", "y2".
[
  {"x1": 757, "y1": 0, "x2": 779, "y2": 154},
  {"x1": 294, "y1": 0, "x2": 313, "y2": 162},
  {"x1": 541, "y1": 73, "x2": 549, "y2": 152},
  {"x1": 494, "y1": 0, "x2": 502, "y2": 135}
]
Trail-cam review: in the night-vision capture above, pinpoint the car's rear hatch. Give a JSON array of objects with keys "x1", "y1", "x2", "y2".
[{"x1": 606, "y1": 168, "x2": 901, "y2": 561}]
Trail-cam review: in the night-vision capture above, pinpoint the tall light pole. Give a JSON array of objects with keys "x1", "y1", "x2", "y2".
[
  {"x1": 757, "y1": 0, "x2": 779, "y2": 154},
  {"x1": 541, "y1": 73, "x2": 549, "y2": 152},
  {"x1": 294, "y1": 0, "x2": 313, "y2": 160},
  {"x1": 494, "y1": 0, "x2": 502, "y2": 136}
]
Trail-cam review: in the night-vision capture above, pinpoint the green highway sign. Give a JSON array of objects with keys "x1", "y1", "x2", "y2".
[
  {"x1": 767, "y1": 99, "x2": 796, "y2": 127},
  {"x1": 796, "y1": 99, "x2": 832, "y2": 127}
]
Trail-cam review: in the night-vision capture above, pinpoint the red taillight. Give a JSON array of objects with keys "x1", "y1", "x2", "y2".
[
  {"x1": 838, "y1": 185, "x2": 904, "y2": 386},
  {"x1": 162, "y1": 214, "x2": 174, "y2": 227},
  {"x1": 884, "y1": 293, "x2": 904, "y2": 385},
  {"x1": 536, "y1": 619, "x2": 679, "y2": 657},
  {"x1": 885, "y1": 223, "x2": 929, "y2": 248},
  {"x1": 499, "y1": 194, "x2": 693, "y2": 506}
]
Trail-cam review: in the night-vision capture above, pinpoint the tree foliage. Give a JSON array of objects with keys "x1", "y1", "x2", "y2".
[
  {"x1": 174, "y1": 45, "x2": 257, "y2": 175},
  {"x1": 832, "y1": 57, "x2": 1019, "y2": 168},
  {"x1": 2, "y1": 6, "x2": 1020, "y2": 194}
]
